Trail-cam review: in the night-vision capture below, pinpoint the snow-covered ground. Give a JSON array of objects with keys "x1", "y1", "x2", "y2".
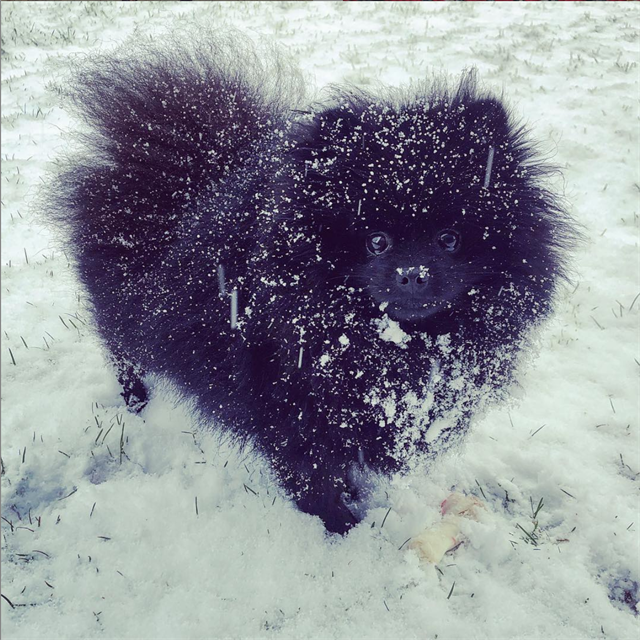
[{"x1": 1, "y1": 1, "x2": 638, "y2": 638}]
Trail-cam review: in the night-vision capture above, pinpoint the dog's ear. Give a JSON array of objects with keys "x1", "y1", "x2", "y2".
[
  {"x1": 462, "y1": 97, "x2": 512, "y2": 141},
  {"x1": 290, "y1": 104, "x2": 361, "y2": 165}
]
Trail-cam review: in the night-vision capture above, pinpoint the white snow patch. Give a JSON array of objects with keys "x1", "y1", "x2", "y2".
[{"x1": 375, "y1": 316, "x2": 412, "y2": 347}]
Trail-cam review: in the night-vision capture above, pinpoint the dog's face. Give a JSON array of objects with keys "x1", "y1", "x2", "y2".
[
  {"x1": 320, "y1": 205, "x2": 498, "y2": 325},
  {"x1": 358, "y1": 225, "x2": 475, "y2": 323},
  {"x1": 288, "y1": 91, "x2": 533, "y2": 327}
]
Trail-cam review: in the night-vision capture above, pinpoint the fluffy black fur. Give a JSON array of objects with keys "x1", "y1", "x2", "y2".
[{"x1": 48, "y1": 34, "x2": 579, "y2": 534}]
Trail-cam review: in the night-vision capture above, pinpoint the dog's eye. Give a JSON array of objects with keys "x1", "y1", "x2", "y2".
[
  {"x1": 366, "y1": 232, "x2": 390, "y2": 256},
  {"x1": 437, "y1": 229, "x2": 461, "y2": 253}
]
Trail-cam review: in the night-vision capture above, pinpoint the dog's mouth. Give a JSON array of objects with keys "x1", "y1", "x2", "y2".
[{"x1": 385, "y1": 299, "x2": 450, "y2": 322}]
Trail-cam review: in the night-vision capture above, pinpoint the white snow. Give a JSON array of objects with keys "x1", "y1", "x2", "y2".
[
  {"x1": 1, "y1": 1, "x2": 639, "y2": 639},
  {"x1": 376, "y1": 315, "x2": 412, "y2": 347}
]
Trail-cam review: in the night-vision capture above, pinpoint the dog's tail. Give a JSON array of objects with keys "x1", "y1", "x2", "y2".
[{"x1": 47, "y1": 31, "x2": 303, "y2": 278}]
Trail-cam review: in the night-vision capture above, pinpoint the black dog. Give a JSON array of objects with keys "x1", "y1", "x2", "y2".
[{"x1": 49, "y1": 34, "x2": 578, "y2": 534}]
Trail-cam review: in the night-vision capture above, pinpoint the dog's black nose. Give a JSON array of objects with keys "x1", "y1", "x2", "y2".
[{"x1": 395, "y1": 268, "x2": 428, "y2": 293}]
